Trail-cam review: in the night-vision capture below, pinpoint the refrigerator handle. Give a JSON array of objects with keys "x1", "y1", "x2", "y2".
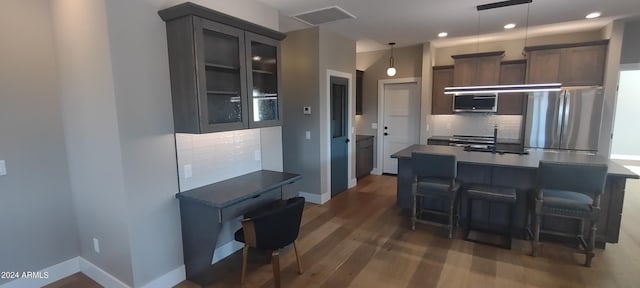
[
  {"x1": 557, "y1": 92, "x2": 565, "y2": 143},
  {"x1": 561, "y1": 92, "x2": 571, "y2": 144}
]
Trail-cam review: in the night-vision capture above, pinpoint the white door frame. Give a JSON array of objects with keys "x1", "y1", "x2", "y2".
[
  {"x1": 323, "y1": 70, "x2": 355, "y2": 201},
  {"x1": 376, "y1": 77, "x2": 421, "y2": 175}
]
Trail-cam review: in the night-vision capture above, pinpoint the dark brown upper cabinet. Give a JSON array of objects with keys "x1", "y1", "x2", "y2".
[
  {"x1": 159, "y1": 3, "x2": 285, "y2": 133},
  {"x1": 525, "y1": 40, "x2": 608, "y2": 86},
  {"x1": 497, "y1": 60, "x2": 526, "y2": 115},
  {"x1": 431, "y1": 66, "x2": 454, "y2": 115},
  {"x1": 452, "y1": 51, "x2": 504, "y2": 86}
]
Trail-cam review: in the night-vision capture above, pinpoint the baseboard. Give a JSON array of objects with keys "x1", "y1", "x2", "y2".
[
  {"x1": 371, "y1": 168, "x2": 381, "y2": 175},
  {"x1": 349, "y1": 178, "x2": 357, "y2": 188},
  {"x1": 611, "y1": 154, "x2": 640, "y2": 161},
  {"x1": 212, "y1": 240, "x2": 244, "y2": 264},
  {"x1": 79, "y1": 258, "x2": 130, "y2": 288},
  {"x1": 298, "y1": 191, "x2": 330, "y2": 204},
  {"x1": 0, "y1": 257, "x2": 80, "y2": 288},
  {"x1": 140, "y1": 265, "x2": 185, "y2": 288},
  {"x1": 0, "y1": 257, "x2": 186, "y2": 288}
]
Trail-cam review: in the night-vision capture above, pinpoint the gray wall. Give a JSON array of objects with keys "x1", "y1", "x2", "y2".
[
  {"x1": 51, "y1": 0, "x2": 135, "y2": 284},
  {"x1": 282, "y1": 28, "x2": 322, "y2": 196},
  {"x1": 318, "y1": 28, "x2": 357, "y2": 191},
  {"x1": 0, "y1": 1, "x2": 79, "y2": 284},
  {"x1": 355, "y1": 45, "x2": 423, "y2": 169},
  {"x1": 621, "y1": 20, "x2": 640, "y2": 64},
  {"x1": 103, "y1": 0, "x2": 183, "y2": 286},
  {"x1": 355, "y1": 45, "x2": 423, "y2": 136},
  {"x1": 282, "y1": 27, "x2": 356, "y2": 198}
]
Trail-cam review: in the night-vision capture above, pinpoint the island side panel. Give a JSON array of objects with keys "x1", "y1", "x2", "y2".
[
  {"x1": 602, "y1": 176, "x2": 627, "y2": 243},
  {"x1": 397, "y1": 158, "x2": 414, "y2": 209}
]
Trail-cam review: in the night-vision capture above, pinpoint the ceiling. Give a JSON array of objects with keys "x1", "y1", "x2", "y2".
[{"x1": 255, "y1": 0, "x2": 640, "y2": 52}]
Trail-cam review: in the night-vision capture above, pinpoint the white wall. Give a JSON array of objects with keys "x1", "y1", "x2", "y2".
[
  {"x1": 611, "y1": 69, "x2": 640, "y2": 159},
  {"x1": 51, "y1": 0, "x2": 135, "y2": 284},
  {"x1": 0, "y1": 1, "x2": 79, "y2": 285}
]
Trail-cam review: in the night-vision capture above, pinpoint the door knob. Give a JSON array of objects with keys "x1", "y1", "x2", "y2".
[
  {"x1": 345, "y1": 139, "x2": 350, "y2": 143},
  {"x1": 384, "y1": 132, "x2": 388, "y2": 136},
  {"x1": 384, "y1": 126, "x2": 388, "y2": 130}
]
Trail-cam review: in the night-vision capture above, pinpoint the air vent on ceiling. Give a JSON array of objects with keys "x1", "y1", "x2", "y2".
[{"x1": 292, "y1": 6, "x2": 356, "y2": 26}]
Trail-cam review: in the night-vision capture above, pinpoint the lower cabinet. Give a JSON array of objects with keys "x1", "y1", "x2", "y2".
[{"x1": 356, "y1": 136, "x2": 374, "y2": 179}]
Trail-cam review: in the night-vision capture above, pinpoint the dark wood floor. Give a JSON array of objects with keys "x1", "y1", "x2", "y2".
[{"x1": 45, "y1": 171, "x2": 640, "y2": 288}]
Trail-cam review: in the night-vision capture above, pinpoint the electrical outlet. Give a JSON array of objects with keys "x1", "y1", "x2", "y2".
[
  {"x1": 184, "y1": 164, "x2": 192, "y2": 178},
  {"x1": 93, "y1": 238, "x2": 100, "y2": 253},
  {"x1": 254, "y1": 150, "x2": 261, "y2": 161}
]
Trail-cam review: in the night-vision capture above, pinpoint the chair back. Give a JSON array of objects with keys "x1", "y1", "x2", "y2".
[
  {"x1": 412, "y1": 152, "x2": 456, "y2": 179},
  {"x1": 251, "y1": 197, "x2": 305, "y2": 249},
  {"x1": 538, "y1": 161, "x2": 608, "y2": 196}
]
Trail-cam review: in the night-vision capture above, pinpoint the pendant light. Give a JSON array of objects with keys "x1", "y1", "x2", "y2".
[
  {"x1": 444, "y1": 0, "x2": 562, "y2": 95},
  {"x1": 386, "y1": 42, "x2": 397, "y2": 77}
]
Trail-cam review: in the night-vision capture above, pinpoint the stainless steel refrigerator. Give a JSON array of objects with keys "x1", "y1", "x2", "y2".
[{"x1": 524, "y1": 87, "x2": 604, "y2": 152}]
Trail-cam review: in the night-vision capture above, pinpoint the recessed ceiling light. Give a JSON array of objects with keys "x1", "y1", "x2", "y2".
[
  {"x1": 504, "y1": 23, "x2": 516, "y2": 29},
  {"x1": 586, "y1": 12, "x2": 601, "y2": 19},
  {"x1": 438, "y1": 32, "x2": 448, "y2": 38},
  {"x1": 252, "y1": 56, "x2": 262, "y2": 61}
]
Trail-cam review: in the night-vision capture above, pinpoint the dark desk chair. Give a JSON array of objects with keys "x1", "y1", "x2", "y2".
[
  {"x1": 411, "y1": 152, "x2": 461, "y2": 238},
  {"x1": 234, "y1": 197, "x2": 305, "y2": 287},
  {"x1": 531, "y1": 161, "x2": 608, "y2": 267}
]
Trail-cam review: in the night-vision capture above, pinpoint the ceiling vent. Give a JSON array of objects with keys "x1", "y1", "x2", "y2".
[{"x1": 292, "y1": 6, "x2": 356, "y2": 26}]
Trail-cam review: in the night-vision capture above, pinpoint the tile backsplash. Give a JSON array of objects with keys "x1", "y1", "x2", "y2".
[
  {"x1": 431, "y1": 114, "x2": 522, "y2": 140},
  {"x1": 175, "y1": 129, "x2": 262, "y2": 192}
]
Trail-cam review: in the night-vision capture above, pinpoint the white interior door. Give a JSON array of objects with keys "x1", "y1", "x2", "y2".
[{"x1": 382, "y1": 82, "x2": 420, "y2": 174}]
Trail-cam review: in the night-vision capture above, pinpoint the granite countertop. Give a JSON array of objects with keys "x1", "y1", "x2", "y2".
[
  {"x1": 391, "y1": 144, "x2": 639, "y2": 179},
  {"x1": 175, "y1": 170, "x2": 302, "y2": 208},
  {"x1": 356, "y1": 135, "x2": 374, "y2": 142}
]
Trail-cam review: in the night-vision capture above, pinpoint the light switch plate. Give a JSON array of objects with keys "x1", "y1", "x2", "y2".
[
  {"x1": 303, "y1": 106, "x2": 311, "y2": 115},
  {"x1": 371, "y1": 123, "x2": 378, "y2": 129},
  {"x1": 254, "y1": 150, "x2": 261, "y2": 161},
  {"x1": 305, "y1": 131, "x2": 311, "y2": 140},
  {"x1": 0, "y1": 160, "x2": 6, "y2": 176},
  {"x1": 184, "y1": 164, "x2": 192, "y2": 179}
]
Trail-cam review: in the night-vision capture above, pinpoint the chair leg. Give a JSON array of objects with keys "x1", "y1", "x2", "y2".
[
  {"x1": 293, "y1": 241, "x2": 303, "y2": 274},
  {"x1": 532, "y1": 214, "x2": 542, "y2": 257},
  {"x1": 586, "y1": 221, "x2": 597, "y2": 267},
  {"x1": 272, "y1": 250, "x2": 281, "y2": 288},
  {"x1": 411, "y1": 193, "x2": 417, "y2": 231},
  {"x1": 448, "y1": 197, "x2": 455, "y2": 239},
  {"x1": 465, "y1": 198, "x2": 473, "y2": 239},
  {"x1": 241, "y1": 245, "x2": 249, "y2": 284}
]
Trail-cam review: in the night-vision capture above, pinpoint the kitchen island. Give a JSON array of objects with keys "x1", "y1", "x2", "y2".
[{"x1": 391, "y1": 145, "x2": 638, "y2": 246}]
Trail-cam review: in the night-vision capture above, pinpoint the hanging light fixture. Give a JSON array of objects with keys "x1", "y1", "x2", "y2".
[
  {"x1": 386, "y1": 42, "x2": 397, "y2": 77},
  {"x1": 444, "y1": 0, "x2": 562, "y2": 95}
]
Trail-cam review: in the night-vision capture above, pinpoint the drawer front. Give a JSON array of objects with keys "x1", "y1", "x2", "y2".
[
  {"x1": 357, "y1": 137, "x2": 374, "y2": 149},
  {"x1": 219, "y1": 188, "x2": 281, "y2": 223}
]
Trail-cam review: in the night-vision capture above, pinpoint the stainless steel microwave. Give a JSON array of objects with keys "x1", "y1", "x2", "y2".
[{"x1": 453, "y1": 94, "x2": 497, "y2": 113}]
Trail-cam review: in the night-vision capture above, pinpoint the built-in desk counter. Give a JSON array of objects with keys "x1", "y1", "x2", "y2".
[
  {"x1": 391, "y1": 145, "x2": 638, "y2": 246},
  {"x1": 176, "y1": 170, "x2": 301, "y2": 285}
]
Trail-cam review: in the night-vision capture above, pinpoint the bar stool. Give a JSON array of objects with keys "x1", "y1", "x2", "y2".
[
  {"x1": 464, "y1": 184, "x2": 517, "y2": 249},
  {"x1": 411, "y1": 152, "x2": 461, "y2": 238},
  {"x1": 531, "y1": 161, "x2": 608, "y2": 267}
]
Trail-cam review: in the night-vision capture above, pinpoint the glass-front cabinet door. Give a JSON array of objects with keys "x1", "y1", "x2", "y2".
[
  {"x1": 245, "y1": 32, "x2": 282, "y2": 128},
  {"x1": 194, "y1": 18, "x2": 248, "y2": 132}
]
